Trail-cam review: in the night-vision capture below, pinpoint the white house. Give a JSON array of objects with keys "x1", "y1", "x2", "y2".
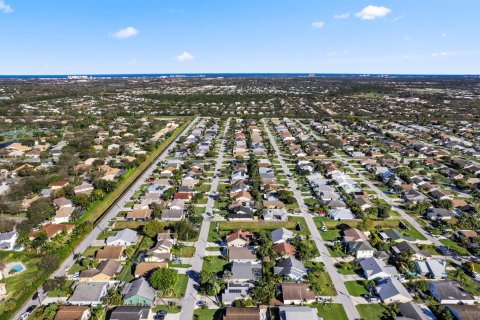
[
  {"x1": 360, "y1": 257, "x2": 398, "y2": 280},
  {"x1": 0, "y1": 231, "x2": 18, "y2": 251},
  {"x1": 106, "y1": 229, "x2": 138, "y2": 246}
]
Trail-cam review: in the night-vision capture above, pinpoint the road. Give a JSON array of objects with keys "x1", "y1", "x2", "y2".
[
  {"x1": 295, "y1": 120, "x2": 466, "y2": 264},
  {"x1": 262, "y1": 119, "x2": 361, "y2": 320},
  {"x1": 13, "y1": 117, "x2": 199, "y2": 320},
  {"x1": 179, "y1": 119, "x2": 230, "y2": 320}
]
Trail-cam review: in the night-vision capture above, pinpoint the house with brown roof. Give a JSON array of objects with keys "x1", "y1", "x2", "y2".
[
  {"x1": 54, "y1": 306, "x2": 90, "y2": 320},
  {"x1": 126, "y1": 209, "x2": 152, "y2": 221},
  {"x1": 224, "y1": 307, "x2": 262, "y2": 320},
  {"x1": 50, "y1": 180, "x2": 69, "y2": 190},
  {"x1": 272, "y1": 242, "x2": 296, "y2": 257},
  {"x1": 280, "y1": 283, "x2": 316, "y2": 305},
  {"x1": 79, "y1": 259, "x2": 120, "y2": 282},
  {"x1": 134, "y1": 262, "x2": 167, "y2": 278},
  {"x1": 30, "y1": 224, "x2": 74, "y2": 240},
  {"x1": 95, "y1": 246, "x2": 124, "y2": 261},
  {"x1": 226, "y1": 230, "x2": 255, "y2": 247},
  {"x1": 342, "y1": 228, "x2": 368, "y2": 243}
]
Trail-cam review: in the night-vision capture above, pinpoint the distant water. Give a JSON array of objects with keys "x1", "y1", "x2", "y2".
[{"x1": 0, "y1": 73, "x2": 479, "y2": 79}]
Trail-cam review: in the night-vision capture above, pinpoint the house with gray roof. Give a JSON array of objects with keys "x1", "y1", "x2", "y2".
[
  {"x1": 106, "y1": 229, "x2": 138, "y2": 246},
  {"x1": 415, "y1": 259, "x2": 447, "y2": 279},
  {"x1": 68, "y1": 282, "x2": 109, "y2": 305},
  {"x1": 360, "y1": 257, "x2": 398, "y2": 280},
  {"x1": 375, "y1": 278, "x2": 412, "y2": 304},
  {"x1": 429, "y1": 281, "x2": 476, "y2": 304},
  {"x1": 110, "y1": 306, "x2": 150, "y2": 320},
  {"x1": 221, "y1": 283, "x2": 254, "y2": 305},
  {"x1": 122, "y1": 278, "x2": 156, "y2": 306},
  {"x1": 271, "y1": 228, "x2": 294, "y2": 244},
  {"x1": 0, "y1": 231, "x2": 17, "y2": 251},
  {"x1": 231, "y1": 262, "x2": 262, "y2": 283},
  {"x1": 278, "y1": 306, "x2": 320, "y2": 320},
  {"x1": 274, "y1": 257, "x2": 307, "y2": 281}
]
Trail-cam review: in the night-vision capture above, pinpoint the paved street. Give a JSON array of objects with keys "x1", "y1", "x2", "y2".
[
  {"x1": 179, "y1": 119, "x2": 230, "y2": 320},
  {"x1": 261, "y1": 119, "x2": 361, "y2": 320},
  {"x1": 13, "y1": 117, "x2": 200, "y2": 320},
  {"x1": 295, "y1": 120, "x2": 468, "y2": 265}
]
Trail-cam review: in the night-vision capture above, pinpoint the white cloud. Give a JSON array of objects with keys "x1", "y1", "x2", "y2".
[
  {"x1": 175, "y1": 52, "x2": 195, "y2": 62},
  {"x1": 355, "y1": 5, "x2": 391, "y2": 20},
  {"x1": 432, "y1": 51, "x2": 456, "y2": 57},
  {"x1": 0, "y1": 1, "x2": 13, "y2": 13},
  {"x1": 312, "y1": 21, "x2": 325, "y2": 29},
  {"x1": 440, "y1": 33, "x2": 448, "y2": 37},
  {"x1": 112, "y1": 26, "x2": 139, "y2": 39},
  {"x1": 334, "y1": 13, "x2": 350, "y2": 19}
]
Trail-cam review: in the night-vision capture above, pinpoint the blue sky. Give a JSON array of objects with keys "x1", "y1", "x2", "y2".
[{"x1": 0, "y1": 0, "x2": 479, "y2": 74}]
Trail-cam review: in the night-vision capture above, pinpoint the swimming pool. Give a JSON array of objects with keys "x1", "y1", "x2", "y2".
[{"x1": 10, "y1": 264, "x2": 24, "y2": 273}]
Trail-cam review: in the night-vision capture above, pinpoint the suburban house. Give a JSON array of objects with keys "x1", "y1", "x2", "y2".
[
  {"x1": 263, "y1": 209, "x2": 288, "y2": 221},
  {"x1": 226, "y1": 230, "x2": 255, "y2": 247},
  {"x1": 221, "y1": 283, "x2": 254, "y2": 305},
  {"x1": 54, "y1": 306, "x2": 90, "y2": 320},
  {"x1": 278, "y1": 306, "x2": 320, "y2": 320},
  {"x1": 349, "y1": 240, "x2": 375, "y2": 260},
  {"x1": 414, "y1": 259, "x2": 447, "y2": 279},
  {"x1": 224, "y1": 307, "x2": 264, "y2": 320},
  {"x1": 161, "y1": 209, "x2": 185, "y2": 221},
  {"x1": 228, "y1": 247, "x2": 260, "y2": 264},
  {"x1": 145, "y1": 239, "x2": 173, "y2": 262},
  {"x1": 396, "y1": 302, "x2": 430, "y2": 320},
  {"x1": 0, "y1": 231, "x2": 18, "y2": 250},
  {"x1": 342, "y1": 228, "x2": 368, "y2": 243},
  {"x1": 426, "y1": 208, "x2": 455, "y2": 220},
  {"x1": 79, "y1": 259, "x2": 121, "y2": 282},
  {"x1": 274, "y1": 257, "x2": 307, "y2": 281},
  {"x1": 429, "y1": 281, "x2": 476, "y2": 304},
  {"x1": 391, "y1": 241, "x2": 431, "y2": 260},
  {"x1": 122, "y1": 277, "x2": 156, "y2": 306},
  {"x1": 446, "y1": 305, "x2": 480, "y2": 320},
  {"x1": 360, "y1": 257, "x2": 398, "y2": 280},
  {"x1": 68, "y1": 282, "x2": 109, "y2": 305},
  {"x1": 375, "y1": 278, "x2": 412, "y2": 304},
  {"x1": 271, "y1": 228, "x2": 294, "y2": 244},
  {"x1": 230, "y1": 262, "x2": 262, "y2": 283},
  {"x1": 95, "y1": 246, "x2": 124, "y2": 261},
  {"x1": 106, "y1": 229, "x2": 138, "y2": 246},
  {"x1": 134, "y1": 262, "x2": 167, "y2": 278},
  {"x1": 126, "y1": 209, "x2": 152, "y2": 221},
  {"x1": 280, "y1": 283, "x2": 316, "y2": 305},
  {"x1": 272, "y1": 242, "x2": 296, "y2": 257},
  {"x1": 328, "y1": 208, "x2": 355, "y2": 220},
  {"x1": 110, "y1": 306, "x2": 151, "y2": 320}
]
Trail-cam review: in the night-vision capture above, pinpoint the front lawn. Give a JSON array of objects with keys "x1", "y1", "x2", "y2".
[
  {"x1": 159, "y1": 274, "x2": 189, "y2": 298},
  {"x1": 172, "y1": 245, "x2": 196, "y2": 258},
  {"x1": 344, "y1": 280, "x2": 369, "y2": 296},
  {"x1": 356, "y1": 304, "x2": 392, "y2": 320},
  {"x1": 320, "y1": 230, "x2": 341, "y2": 241},
  {"x1": 440, "y1": 238, "x2": 471, "y2": 256},
  {"x1": 194, "y1": 309, "x2": 223, "y2": 320},
  {"x1": 204, "y1": 256, "x2": 228, "y2": 274},
  {"x1": 315, "y1": 304, "x2": 348, "y2": 320}
]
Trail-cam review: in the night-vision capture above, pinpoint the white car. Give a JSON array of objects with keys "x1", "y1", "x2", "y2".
[{"x1": 19, "y1": 312, "x2": 30, "y2": 320}]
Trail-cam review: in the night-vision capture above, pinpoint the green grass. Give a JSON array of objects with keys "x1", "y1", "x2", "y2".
[
  {"x1": 440, "y1": 239, "x2": 471, "y2": 256},
  {"x1": 401, "y1": 220, "x2": 427, "y2": 240},
  {"x1": 169, "y1": 263, "x2": 192, "y2": 269},
  {"x1": 205, "y1": 246, "x2": 222, "y2": 251},
  {"x1": 47, "y1": 280, "x2": 74, "y2": 297},
  {"x1": 159, "y1": 274, "x2": 189, "y2": 298},
  {"x1": 204, "y1": 256, "x2": 228, "y2": 273},
  {"x1": 344, "y1": 280, "x2": 369, "y2": 296},
  {"x1": 152, "y1": 305, "x2": 181, "y2": 313},
  {"x1": 356, "y1": 304, "x2": 392, "y2": 320},
  {"x1": 320, "y1": 230, "x2": 341, "y2": 241},
  {"x1": 172, "y1": 245, "x2": 196, "y2": 258},
  {"x1": 315, "y1": 304, "x2": 348, "y2": 320},
  {"x1": 80, "y1": 117, "x2": 193, "y2": 224},
  {"x1": 194, "y1": 309, "x2": 223, "y2": 320}
]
